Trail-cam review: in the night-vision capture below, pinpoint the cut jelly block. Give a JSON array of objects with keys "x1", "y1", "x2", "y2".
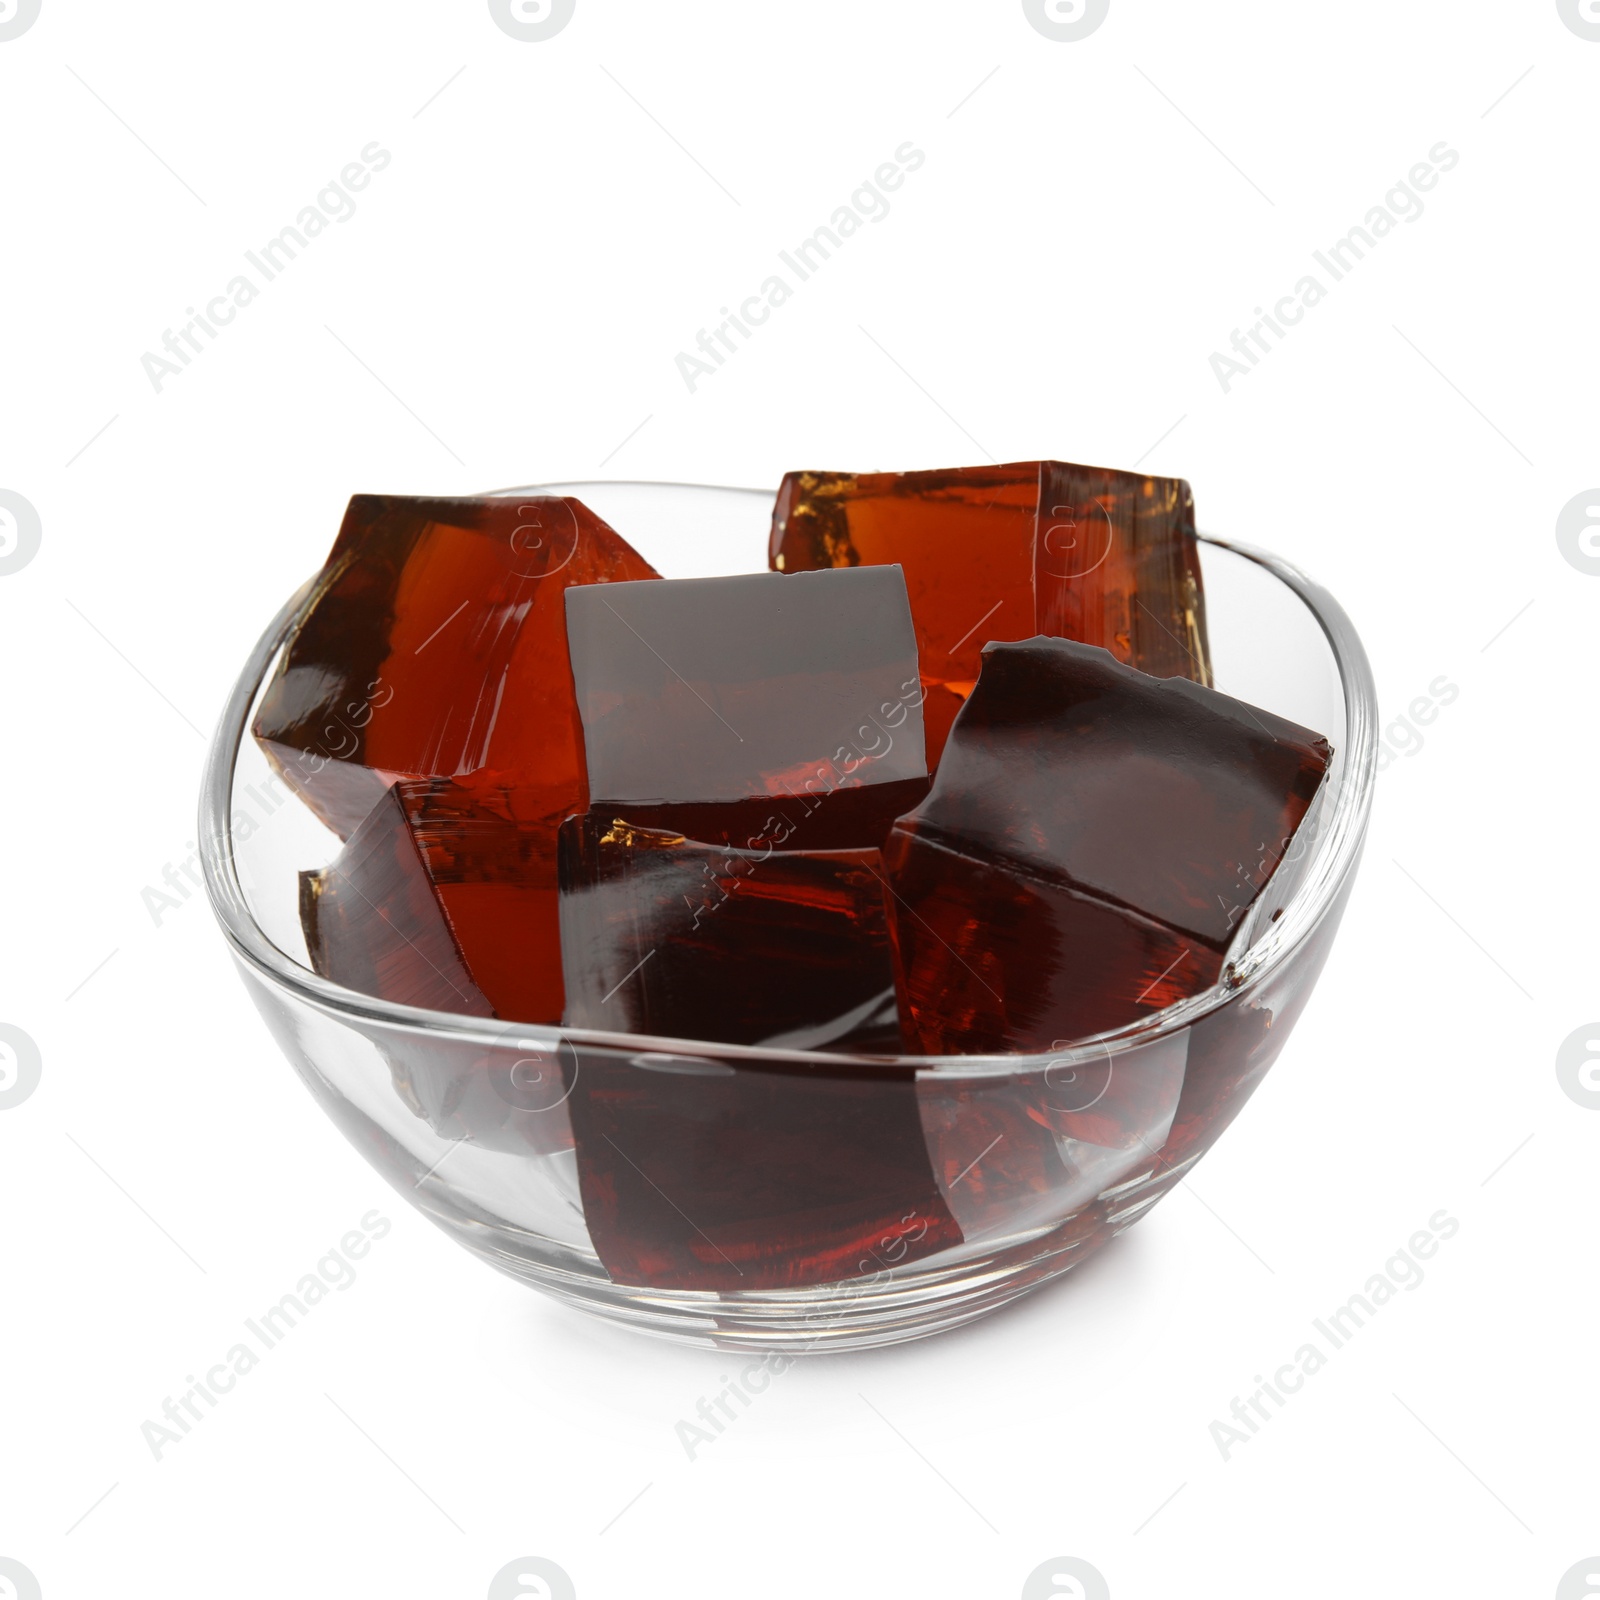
[
  {"x1": 888, "y1": 836, "x2": 1209, "y2": 1048},
  {"x1": 376, "y1": 1031, "x2": 580, "y2": 1162},
  {"x1": 564, "y1": 567, "x2": 927, "y2": 811},
  {"x1": 563, "y1": 1047, "x2": 961, "y2": 1291},
  {"x1": 770, "y1": 462, "x2": 1211, "y2": 765},
  {"x1": 917, "y1": 1029, "x2": 1186, "y2": 1244},
  {"x1": 885, "y1": 639, "x2": 1331, "y2": 1052},
  {"x1": 559, "y1": 812, "x2": 900, "y2": 1050},
  {"x1": 254, "y1": 494, "x2": 660, "y2": 838},
  {"x1": 301, "y1": 786, "x2": 491, "y2": 1018},
  {"x1": 302, "y1": 779, "x2": 565, "y2": 1024}
]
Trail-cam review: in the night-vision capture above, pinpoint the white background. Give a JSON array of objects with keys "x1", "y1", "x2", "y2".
[{"x1": 2, "y1": 2, "x2": 1596, "y2": 1597}]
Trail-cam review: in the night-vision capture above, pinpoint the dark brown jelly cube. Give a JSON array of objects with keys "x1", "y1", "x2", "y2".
[
  {"x1": 301, "y1": 784, "x2": 492, "y2": 1018},
  {"x1": 254, "y1": 494, "x2": 660, "y2": 838},
  {"x1": 563, "y1": 567, "x2": 926, "y2": 807},
  {"x1": 885, "y1": 639, "x2": 1331, "y2": 1052},
  {"x1": 302, "y1": 779, "x2": 565, "y2": 1024},
  {"x1": 917, "y1": 1030, "x2": 1187, "y2": 1243},
  {"x1": 558, "y1": 813, "x2": 900, "y2": 1050},
  {"x1": 373, "y1": 1032, "x2": 579, "y2": 1162},
  {"x1": 770, "y1": 462, "x2": 1211, "y2": 767},
  {"x1": 563, "y1": 1049, "x2": 961, "y2": 1291},
  {"x1": 887, "y1": 832, "x2": 1213, "y2": 1048}
]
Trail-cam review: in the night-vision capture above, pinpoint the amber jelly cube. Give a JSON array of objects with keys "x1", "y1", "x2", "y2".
[
  {"x1": 770, "y1": 462, "x2": 1210, "y2": 766},
  {"x1": 254, "y1": 493, "x2": 660, "y2": 838}
]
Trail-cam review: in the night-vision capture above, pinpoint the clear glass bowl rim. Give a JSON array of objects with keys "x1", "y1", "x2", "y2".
[{"x1": 198, "y1": 480, "x2": 1377, "y2": 1077}]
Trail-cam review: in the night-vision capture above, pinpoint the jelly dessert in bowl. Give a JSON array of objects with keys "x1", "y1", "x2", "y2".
[{"x1": 200, "y1": 473, "x2": 1375, "y2": 1351}]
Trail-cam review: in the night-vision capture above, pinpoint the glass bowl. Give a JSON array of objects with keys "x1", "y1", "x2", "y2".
[{"x1": 199, "y1": 481, "x2": 1376, "y2": 1352}]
